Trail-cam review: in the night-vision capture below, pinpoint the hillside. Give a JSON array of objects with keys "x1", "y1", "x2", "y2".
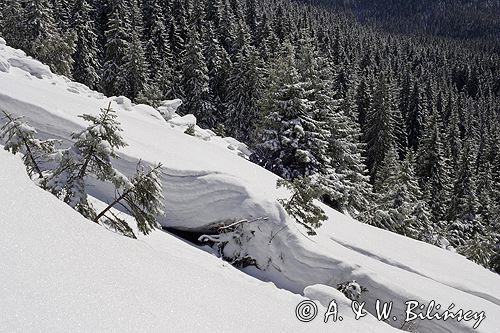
[
  {"x1": 2, "y1": 0, "x2": 499, "y2": 273},
  {"x1": 1, "y1": 37, "x2": 499, "y2": 332}
]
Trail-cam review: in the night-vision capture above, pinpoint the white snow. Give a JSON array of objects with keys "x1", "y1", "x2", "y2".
[
  {"x1": 0, "y1": 57, "x2": 10, "y2": 73},
  {"x1": 7, "y1": 57, "x2": 52, "y2": 79},
  {"x1": 168, "y1": 113, "x2": 197, "y2": 127},
  {"x1": 158, "y1": 98, "x2": 183, "y2": 120},
  {"x1": 0, "y1": 150, "x2": 339, "y2": 332},
  {"x1": 0, "y1": 39, "x2": 499, "y2": 333}
]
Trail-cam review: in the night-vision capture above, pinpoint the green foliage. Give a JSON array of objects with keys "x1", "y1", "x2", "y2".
[
  {"x1": 277, "y1": 177, "x2": 327, "y2": 235},
  {"x1": 1, "y1": 0, "x2": 499, "y2": 270},
  {"x1": 179, "y1": 29, "x2": 215, "y2": 128},
  {"x1": 226, "y1": 44, "x2": 263, "y2": 140},
  {"x1": 319, "y1": 84, "x2": 374, "y2": 219},
  {"x1": 253, "y1": 40, "x2": 330, "y2": 180},
  {"x1": 23, "y1": 0, "x2": 75, "y2": 77},
  {"x1": 1, "y1": 0, "x2": 25, "y2": 50},
  {"x1": 122, "y1": 0, "x2": 148, "y2": 100},
  {"x1": 136, "y1": 83, "x2": 164, "y2": 108},
  {"x1": 213, "y1": 123, "x2": 226, "y2": 137},
  {"x1": 457, "y1": 233, "x2": 498, "y2": 268},
  {"x1": 0, "y1": 110, "x2": 59, "y2": 179},
  {"x1": 95, "y1": 162, "x2": 164, "y2": 238},
  {"x1": 123, "y1": 162, "x2": 164, "y2": 235},
  {"x1": 71, "y1": 0, "x2": 101, "y2": 89},
  {"x1": 46, "y1": 103, "x2": 127, "y2": 218},
  {"x1": 364, "y1": 74, "x2": 400, "y2": 183},
  {"x1": 3, "y1": 103, "x2": 165, "y2": 239},
  {"x1": 184, "y1": 124, "x2": 196, "y2": 136},
  {"x1": 371, "y1": 149, "x2": 434, "y2": 241},
  {"x1": 101, "y1": 212, "x2": 136, "y2": 239},
  {"x1": 102, "y1": 0, "x2": 148, "y2": 99}
]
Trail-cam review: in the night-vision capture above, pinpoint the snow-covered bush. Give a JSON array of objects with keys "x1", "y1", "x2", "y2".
[
  {"x1": 337, "y1": 280, "x2": 368, "y2": 301},
  {"x1": 198, "y1": 218, "x2": 265, "y2": 268},
  {"x1": 184, "y1": 124, "x2": 195, "y2": 136}
]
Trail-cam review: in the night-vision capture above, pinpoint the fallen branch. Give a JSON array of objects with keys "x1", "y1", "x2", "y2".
[{"x1": 217, "y1": 216, "x2": 269, "y2": 231}]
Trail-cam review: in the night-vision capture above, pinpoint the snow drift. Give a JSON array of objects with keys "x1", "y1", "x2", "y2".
[
  {"x1": 1, "y1": 37, "x2": 499, "y2": 332},
  {"x1": 0, "y1": 149, "x2": 331, "y2": 332}
]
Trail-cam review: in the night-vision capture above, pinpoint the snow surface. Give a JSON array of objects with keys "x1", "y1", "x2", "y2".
[
  {"x1": 0, "y1": 39, "x2": 499, "y2": 332},
  {"x1": 2, "y1": 149, "x2": 367, "y2": 332}
]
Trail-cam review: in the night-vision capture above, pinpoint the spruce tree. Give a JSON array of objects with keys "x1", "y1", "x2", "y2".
[
  {"x1": 277, "y1": 177, "x2": 327, "y2": 235},
  {"x1": 445, "y1": 95, "x2": 463, "y2": 176},
  {"x1": 255, "y1": 13, "x2": 277, "y2": 61},
  {"x1": 22, "y1": 0, "x2": 75, "y2": 77},
  {"x1": 203, "y1": 23, "x2": 232, "y2": 127},
  {"x1": 253, "y1": 41, "x2": 327, "y2": 179},
  {"x1": 372, "y1": 148, "x2": 433, "y2": 241},
  {"x1": 324, "y1": 85, "x2": 374, "y2": 220},
  {"x1": 449, "y1": 127, "x2": 482, "y2": 248},
  {"x1": 46, "y1": 104, "x2": 127, "y2": 218},
  {"x1": 0, "y1": 0, "x2": 5, "y2": 32},
  {"x1": 71, "y1": 0, "x2": 101, "y2": 90},
  {"x1": 399, "y1": 72, "x2": 412, "y2": 123},
  {"x1": 370, "y1": 146, "x2": 400, "y2": 231},
  {"x1": 102, "y1": 0, "x2": 130, "y2": 97},
  {"x1": 142, "y1": 0, "x2": 174, "y2": 94},
  {"x1": 218, "y1": 0, "x2": 237, "y2": 55},
  {"x1": 490, "y1": 131, "x2": 500, "y2": 213},
  {"x1": 95, "y1": 162, "x2": 165, "y2": 238},
  {"x1": 354, "y1": 75, "x2": 371, "y2": 135},
  {"x1": 168, "y1": 18, "x2": 185, "y2": 58},
  {"x1": 179, "y1": 29, "x2": 216, "y2": 128},
  {"x1": 364, "y1": 73, "x2": 398, "y2": 185},
  {"x1": 171, "y1": 0, "x2": 188, "y2": 54},
  {"x1": 245, "y1": 0, "x2": 258, "y2": 40},
  {"x1": 232, "y1": 18, "x2": 251, "y2": 58},
  {"x1": 406, "y1": 81, "x2": 426, "y2": 151},
  {"x1": 272, "y1": 4, "x2": 289, "y2": 41},
  {"x1": 476, "y1": 162, "x2": 495, "y2": 225},
  {"x1": 416, "y1": 105, "x2": 451, "y2": 223},
  {"x1": 226, "y1": 44, "x2": 263, "y2": 140},
  {"x1": 229, "y1": 0, "x2": 243, "y2": 19},
  {"x1": 0, "y1": 111, "x2": 59, "y2": 179},
  {"x1": 52, "y1": 0, "x2": 71, "y2": 32},
  {"x1": 122, "y1": 0, "x2": 149, "y2": 100},
  {"x1": 205, "y1": 0, "x2": 222, "y2": 28},
  {"x1": 1, "y1": 0, "x2": 26, "y2": 50}
]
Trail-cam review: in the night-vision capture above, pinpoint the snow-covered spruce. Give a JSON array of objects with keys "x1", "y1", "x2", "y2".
[
  {"x1": 45, "y1": 103, "x2": 128, "y2": 218},
  {"x1": 0, "y1": 110, "x2": 59, "y2": 179},
  {"x1": 42, "y1": 104, "x2": 164, "y2": 237}
]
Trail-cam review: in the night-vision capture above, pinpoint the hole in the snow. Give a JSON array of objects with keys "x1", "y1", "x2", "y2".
[{"x1": 161, "y1": 226, "x2": 215, "y2": 245}]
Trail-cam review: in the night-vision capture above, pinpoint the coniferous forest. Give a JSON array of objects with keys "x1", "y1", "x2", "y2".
[{"x1": 1, "y1": 0, "x2": 499, "y2": 272}]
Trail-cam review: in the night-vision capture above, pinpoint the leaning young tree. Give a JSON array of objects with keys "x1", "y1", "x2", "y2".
[
  {"x1": 94, "y1": 161, "x2": 164, "y2": 238},
  {"x1": 0, "y1": 110, "x2": 59, "y2": 179},
  {"x1": 277, "y1": 177, "x2": 327, "y2": 235},
  {"x1": 45, "y1": 103, "x2": 164, "y2": 238},
  {"x1": 45, "y1": 103, "x2": 128, "y2": 219}
]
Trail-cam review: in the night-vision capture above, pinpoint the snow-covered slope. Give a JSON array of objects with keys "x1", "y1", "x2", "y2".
[
  {"x1": 1, "y1": 37, "x2": 499, "y2": 332},
  {"x1": 0, "y1": 150, "x2": 337, "y2": 332}
]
